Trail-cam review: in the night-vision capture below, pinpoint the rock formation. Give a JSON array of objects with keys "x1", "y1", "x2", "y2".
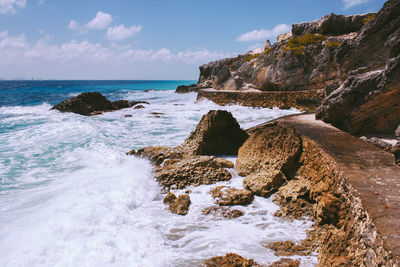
[
  {"x1": 51, "y1": 92, "x2": 148, "y2": 116},
  {"x1": 210, "y1": 186, "x2": 253, "y2": 206},
  {"x1": 163, "y1": 192, "x2": 191, "y2": 215},
  {"x1": 203, "y1": 253, "x2": 259, "y2": 267},
  {"x1": 181, "y1": 110, "x2": 249, "y2": 156},
  {"x1": 129, "y1": 110, "x2": 246, "y2": 189},
  {"x1": 316, "y1": 0, "x2": 400, "y2": 135}
]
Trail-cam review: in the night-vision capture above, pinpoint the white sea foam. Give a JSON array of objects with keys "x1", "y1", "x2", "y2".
[{"x1": 0, "y1": 91, "x2": 316, "y2": 266}]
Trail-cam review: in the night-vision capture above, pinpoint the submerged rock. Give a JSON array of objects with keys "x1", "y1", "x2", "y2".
[
  {"x1": 163, "y1": 192, "x2": 191, "y2": 215},
  {"x1": 181, "y1": 110, "x2": 249, "y2": 156},
  {"x1": 265, "y1": 241, "x2": 308, "y2": 256},
  {"x1": 202, "y1": 206, "x2": 244, "y2": 219},
  {"x1": 203, "y1": 253, "x2": 259, "y2": 267},
  {"x1": 269, "y1": 258, "x2": 300, "y2": 267},
  {"x1": 51, "y1": 92, "x2": 148, "y2": 116},
  {"x1": 210, "y1": 186, "x2": 253, "y2": 206}
]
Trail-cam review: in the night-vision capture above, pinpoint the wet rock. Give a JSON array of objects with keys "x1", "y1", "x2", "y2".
[
  {"x1": 163, "y1": 192, "x2": 191, "y2": 215},
  {"x1": 314, "y1": 193, "x2": 341, "y2": 225},
  {"x1": 269, "y1": 258, "x2": 300, "y2": 267},
  {"x1": 126, "y1": 149, "x2": 136, "y2": 155},
  {"x1": 51, "y1": 92, "x2": 116, "y2": 116},
  {"x1": 265, "y1": 241, "x2": 308, "y2": 256},
  {"x1": 175, "y1": 84, "x2": 204, "y2": 93},
  {"x1": 236, "y1": 124, "x2": 302, "y2": 178},
  {"x1": 204, "y1": 253, "x2": 259, "y2": 267},
  {"x1": 210, "y1": 186, "x2": 253, "y2": 206},
  {"x1": 154, "y1": 155, "x2": 232, "y2": 189},
  {"x1": 275, "y1": 178, "x2": 311, "y2": 203},
  {"x1": 243, "y1": 170, "x2": 286, "y2": 198},
  {"x1": 213, "y1": 158, "x2": 234, "y2": 168},
  {"x1": 133, "y1": 104, "x2": 145, "y2": 109},
  {"x1": 181, "y1": 110, "x2": 249, "y2": 156},
  {"x1": 202, "y1": 206, "x2": 244, "y2": 219},
  {"x1": 124, "y1": 114, "x2": 133, "y2": 118},
  {"x1": 51, "y1": 92, "x2": 148, "y2": 116},
  {"x1": 273, "y1": 199, "x2": 313, "y2": 220}
]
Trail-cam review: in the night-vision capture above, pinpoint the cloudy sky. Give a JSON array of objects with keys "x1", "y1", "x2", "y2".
[{"x1": 0, "y1": 0, "x2": 386, "y2": 80}]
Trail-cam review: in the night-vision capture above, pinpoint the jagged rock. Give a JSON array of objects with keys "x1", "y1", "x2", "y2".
[
  {"x1": 163, "y1": 192, "x2": 191, "y2": 215},
  {"x1": 317, "y1": 0, "x2": 400, "y2": 135},
  {"x1": 202, "y1": 206, "x2": 244, "y2": 219},
  {"x1": 243, "y1": 170, "x2": 286, "y2": 198},
  {"x1": 181, "y1": 110, "x2": 248, "y2": 156},
  {"x1": 204, "y1": 253, "x2": 259, "y2": 267},
  {"x1": 210, "y1": 186, "x2": 253, "y2": 206},
  {"x1": 175, "y1": 84, "x2": 204, "y2": 93},
  {"x1": 269, "y1": 258, "x2": 300, "y2": 267},
  {"x1": 273, "y1": 199, "x2": 313, "y2": 220},
  {"x1": 154, "y1": 156, "x2": 232, "y2": 189},
  {"x1": 275, "y1": 178, "x2": 311, "y2": 203},
  {"x1": 314, "y1": 193, "x2": 341, "y2": 225},
  {"x1": 236, "y1": 124, "x2": 302, "y2": 177},
  {"x1": 51, "y1": 92, "x2": 148, "y2": 116},
  {"x1": 263, "y1": 40, "x2": 272, "y2": 51},
  {"x1": 292, "y1": 13, "x2": 375, "y2": 36},
  {"x1": 265, "y1": 241, "x2": 308, "y2": 256},
  {"x1": 359, "y1": 136, "x2": 393, "y2": 153},
  {"x1": 277, "y1": 32, "x2": 292, "y2": 42},
  {"x1": 395, "y1": 125, "x2": 400, "y2": 140},
  {"x1": 213, "y1": 158, "x2": 234, "y2": 168}
]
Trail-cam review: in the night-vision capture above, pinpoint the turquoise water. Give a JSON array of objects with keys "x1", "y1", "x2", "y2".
[{"x1": 0, "y1": 81, "x2": 316, "y2": 266}]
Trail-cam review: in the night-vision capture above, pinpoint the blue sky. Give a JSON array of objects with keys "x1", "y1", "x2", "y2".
[{"x1": 0, "y1": 0, "x2": 386, "y2": 80}]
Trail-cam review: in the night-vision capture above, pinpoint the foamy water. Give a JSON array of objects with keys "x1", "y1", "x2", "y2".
[{"x1": 0, "y1": 90, "x2": 317, "y2": 266}]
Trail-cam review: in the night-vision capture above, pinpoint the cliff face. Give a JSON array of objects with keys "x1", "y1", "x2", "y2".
[
  {"x1": 198, "y1": 13, "x2": 374, "y2": 93},
  {"x1": 316, "y1": 0, "x2": 400, "y2": 135}
]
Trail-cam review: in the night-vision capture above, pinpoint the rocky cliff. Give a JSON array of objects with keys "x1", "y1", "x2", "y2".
[{"x1": 197, "y1": 13, "x2": 374, "y2": 92}]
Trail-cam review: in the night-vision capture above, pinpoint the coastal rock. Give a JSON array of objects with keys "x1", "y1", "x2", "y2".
[
  {"x1": 51, "y1": 92, "x2": 148, "y2": 116},
  {"x1": 243, "y1": 170, "x2": 286, "y2": 198},
  {"x1": 396, "y1": 125, "x2": 400, "y2": 140},
  {"x1": 265, "y1": 241, "x2": 308, "y2": 256},
  {"x1": 134, "y1": 104, "x2": 145, "y2": 109},
  {"x1": 181, "y1": 110, "x2": 249, "y2": 156},
  {"x1": 175, "y1": 84, "x2": 205, "y2": 93},
  {"x1": 269, "y1": 258, "x2": 300, "y2": 267},
  {"x1": 316, "y1": 0, "x2": 400, "y2": 135},
  {"x1": 154, "y1": 156, "x2": 232, "y2": 189},
  {"x1": 275, "y1": 178, "x2": 311, "y2": 203},
  {"x1": 314, "y1": 193, "x2": 341, "y2": 225},
  {"x1": 210, "y1": 186, "x2": 253, "y2": 206},
  {"x1": 359, "y1": 136, "x2": 393, "y2": 153},
  {"x1": 236, "y1": 124, "x2": 302, "y2": 177},
  {"x1": 292, "y1": 13, "x2": 374, "y2": 36},
  {"x1": 202, "y1": 206, "x2": 244, "y2": 219},
  {"x1": 203, "y1": 253, "x2": 259, "y2": 267},
  {"x1": 393, "y1": 142, "x2": 400, "y2": 165},
  {"x1": 163, "y1": 192, "x2": 191, "y2": 215},
  {"x1": 51, "y1": 92, "x2": 116, "y2": 116}
]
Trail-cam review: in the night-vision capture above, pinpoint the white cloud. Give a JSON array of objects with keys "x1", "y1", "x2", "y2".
[
  {"x1": 86, "y1": 11, "x2": 112, "y2": 30},
  {"x1": 343, "y1": 0, "x2": 369, "y2": 9},
  {"x1": 0, "y1": 0, "x2": 26, "y2": 14},
  {"x1": 0, "y1": 31, "x2": 232, "y2": 79},
  {"x1": 236, "y1": 24, "x2": 291, "y2": 42},
  {"x1": 106, "y1": 24, "x2": 143, "y2": 41},
  {"x1": 67, "y1": 20, "x2": 79, "y2": 30}
]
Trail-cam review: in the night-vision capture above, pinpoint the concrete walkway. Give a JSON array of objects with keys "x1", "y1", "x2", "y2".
[{"x1": 270, "y1": 113, "x2": 400, "y2": 262}]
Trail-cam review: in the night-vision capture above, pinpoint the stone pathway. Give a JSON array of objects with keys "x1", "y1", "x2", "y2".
[{"x1": 270, "y1": 113, "x2": 400, "y2": 262}]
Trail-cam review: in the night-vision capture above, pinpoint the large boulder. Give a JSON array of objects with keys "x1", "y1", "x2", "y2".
[
  {"x1": 243, "y1": 170, "x2": 286, "y2": 198},
  {"x1": 51, "y1": 92, "x2": 116, "y2": 116},
  {"x1": 316, "y1": 0, "x2": 400, "y2": 135},
  {"x1": 51, "y1": 92, "x2": 148, "y2": 116},
  {"x1": 181, "y1": 110, "x2": 249, "y2": 155},
  {"x1": 235, "y1": 123, "x2": 302, "y2": 177}
]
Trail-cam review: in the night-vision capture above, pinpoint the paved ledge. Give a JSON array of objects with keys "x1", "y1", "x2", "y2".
[
  {"x1": 196, "y1": 89, "x2": 324, "y2": 112},
  {"x1": 266, "y1": 113, "x2": 400, "y2": 262}
]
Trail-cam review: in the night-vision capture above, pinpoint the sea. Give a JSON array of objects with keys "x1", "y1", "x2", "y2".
[{"x1": 0, "y1": 80, "x2": 317, "y2": 266}]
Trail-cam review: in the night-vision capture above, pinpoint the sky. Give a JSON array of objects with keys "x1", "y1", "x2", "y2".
[{"x1": 0, "y1": 0, "x2": 387, "y2": 80}]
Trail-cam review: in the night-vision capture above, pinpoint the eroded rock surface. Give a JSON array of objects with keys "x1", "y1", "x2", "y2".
[
  {"x1": 202, "y1": 206, "x2": 244, "y2": 219},
  {"x1": 210, "y1": 186, "x2": 253, "y2": 206},
  {"x1": 269, "y1": 258, "x2": 300, "y2": 267},
  {"x1": 243, "y1": 170, "x2": 286, "y2": 198},
  {"x1": 203, "y1": 253, "x2": 259, "y2": 267},
  {"x1": 51, "y1": 92, "x2": 148, "y2": 116},
  {"x1": 164, "y1": 192, "x2": 191, "y2": 215},
  {"x1": 181, "y1": 110, "x2": 249, "y2": 156}
]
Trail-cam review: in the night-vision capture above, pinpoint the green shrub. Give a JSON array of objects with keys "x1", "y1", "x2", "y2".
[
  {"x1": 362, "y1": 14, "x2": 376, "y2": 25},
  {"x1": 284, "y1": 33, "x2": 327, "y2": 55},
  {"x1": 243, "y1": 53, "x2": 261, "y2": 62},
  {"x1": 325, "y1": 41, "x2": 340, "y2": 48}
]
